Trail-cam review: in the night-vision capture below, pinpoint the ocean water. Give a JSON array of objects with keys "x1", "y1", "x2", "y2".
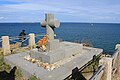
[{"x1": 0, "y1": 23, "x2": 120, "y2": 54}]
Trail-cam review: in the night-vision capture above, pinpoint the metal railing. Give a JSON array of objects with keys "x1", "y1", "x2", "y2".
[
  {"x1": 90, "y1": 65, "x2": 105, "y2": 80},
  {"x1": 64, "y1": 54, "x2": 101, "y2": 80},
  {"x1": 0, "y1": 34, "x2": 45, "y2": 48},
  {"x1": 90, "y1": 51, "x2": 119, "y2": 80}
]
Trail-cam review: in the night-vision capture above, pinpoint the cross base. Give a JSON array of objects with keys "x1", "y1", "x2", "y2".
[
  {"x1": 46, "y1": 39, "x2": 60, "y2": 52},
  {"x1": 30, "y1": 41, "x2": 83, "y2": 63}
]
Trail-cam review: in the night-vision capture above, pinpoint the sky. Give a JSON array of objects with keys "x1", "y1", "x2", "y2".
[{"x1": 0, "y1": 0, "x2": 120, "y2": 23}]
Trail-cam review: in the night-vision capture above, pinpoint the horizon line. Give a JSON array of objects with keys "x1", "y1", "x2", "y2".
[{"x1": 0, "y1": 22, "x2": 120, "y2": 24}]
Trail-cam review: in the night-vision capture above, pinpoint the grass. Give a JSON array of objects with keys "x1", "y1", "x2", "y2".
[
  {"x1": 28, "y1": 75, "x2": 40, "y2": 80},
  {"x1": 0, "y1": 49, "x2": 11, "y2": 72},
  {"x1": 81, "y1": 55, "x2": 100, "y2": 79},
  {"x1": 15, "y1": 68, "x2": 24, "y2": 80},
  {"x1": 0, "y1": 54, "x2": 11, "y2": 72},
  {"x1": 0, "y1": 51, "x2": 24, "y2": 80},
  {"x1": 0, "y1": 48, "x2": 40, "y2": 80}
]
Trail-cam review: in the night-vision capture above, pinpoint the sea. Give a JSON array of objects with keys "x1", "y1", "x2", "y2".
[{"x1": 0, "y1": 23, "x2": 120, "y2": 55}]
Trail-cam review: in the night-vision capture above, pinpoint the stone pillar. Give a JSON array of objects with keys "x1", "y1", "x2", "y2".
[
  {"x1": 29, "y1": 33, "x2": 35, "y2": 49},
  {"x1": 115, "y1": 44, "x2": 120, "y2": 51},
  {"x1": 99, "y1": 57, "x2": 112, "y2": 80},
  {"x1": 2, "y1": 36, "x2": 11, "y2": 55}
]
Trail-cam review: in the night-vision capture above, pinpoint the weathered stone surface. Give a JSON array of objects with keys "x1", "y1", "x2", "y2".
[
  {"x1": 30, "y1": 41, "x2": 83, "y2": 63},
  {"x1": 2, "y1": 36, "x2": 11, "y2": 55},
  {"x1": 30, "y1": 49, "x2": 65, "y2": 63},
  {"x1": 4, "y1": 46, "x2": 103, "y2": 80},
  {"x1": 99, "y1": 57, "x2": 112, "y2": 80},
  {"x1": 46, "y1": 39, "x2": 60, "y2": 51},
  {"x1": 29, "y1": 33, "x2": 35, "y2": 49},
  {"x1": 60, "y1": 42, "x2": 83, "y2": 58},
  {"x1": 41, "y1": 13, "x2": 60, "y2": 40},
  {"x1": 115, "y1": 44, "x2": 120, "y2": 51},
  {"x1": 41, "y1": 14, "x2": 60, "y2": 51}
]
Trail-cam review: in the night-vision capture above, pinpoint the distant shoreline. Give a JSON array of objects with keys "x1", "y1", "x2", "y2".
[{"x1": 0, "y1": 22, "x2": 120, "y2": 24}]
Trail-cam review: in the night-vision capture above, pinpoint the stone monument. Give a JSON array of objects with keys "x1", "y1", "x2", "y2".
[
  {"x1": 4, "y1": 13, "x2": 103, "y2": 80},
  {"x1": 41, "y1": 13, "x2": 60, "y2": 51},
  {"x1": 30, "y1": 13, "x2": 83, "y2": 63}
]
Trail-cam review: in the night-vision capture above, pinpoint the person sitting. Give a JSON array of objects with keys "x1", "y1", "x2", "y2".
[
  {"x1": 18, "y1": 30, "x2": 26, "y2": 47},
  {"x1": 19, "y1": 30, "x2": 26, "y2": 42}
]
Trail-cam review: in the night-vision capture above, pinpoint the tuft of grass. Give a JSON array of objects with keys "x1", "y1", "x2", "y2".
[
  {"x1": 81, "y1": 56, "x2": 100, "y2": 79},
  {"x1": 0, "y1": 49, "x2": 24, "y2": 80},
  {"x1": 15, "y1": 68, "x2": 24, "y2": 80},
  {"x1": 28, "y1": 75, "x2": 40, "y2": 80},
  {"x1": 0, "y1": 55, "x2": 11, "y2": 72}
]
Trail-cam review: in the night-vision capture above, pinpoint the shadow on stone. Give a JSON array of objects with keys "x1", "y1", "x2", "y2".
[
  {"x1": 71, "y1": 67, "x2": 86, "y2": 80},
  {"x1": 0, "y1": 66, "x2": 17, "y2": 80}
]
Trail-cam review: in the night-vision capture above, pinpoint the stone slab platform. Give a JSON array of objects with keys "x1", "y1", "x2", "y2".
[
  {"x1": 4, "y1": 44, "x2": 103, "y2": 80},
  {"x1": 30, "y1": 41, "x2": 83, "y2": 63}
]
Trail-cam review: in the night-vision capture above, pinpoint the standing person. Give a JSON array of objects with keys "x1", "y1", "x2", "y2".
[{"x1": 19, "y1": 30, "x2": 26, "y2": 46}]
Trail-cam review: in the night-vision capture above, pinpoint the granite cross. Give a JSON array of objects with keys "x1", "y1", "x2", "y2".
[{"x1": 41, "y1": 13, "x2": 60, "y2": 40}]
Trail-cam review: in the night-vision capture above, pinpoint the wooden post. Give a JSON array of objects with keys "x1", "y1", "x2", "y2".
[
  {"x1": 29, "y1": 33, "x2": 35, "y2": 49},
  {"x1": 99, "y1": 57, "x2": 112, "y2": 80},
  {"x1": 2, "y1": 36, "x2": 11, "y2": 55}
]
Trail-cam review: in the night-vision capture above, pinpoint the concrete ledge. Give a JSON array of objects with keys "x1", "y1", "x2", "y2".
[
  {"x1": 4, "y1": 44, "x2": 103, "y2": 80},
  {"x1": 30, "y1": 49, "x2": 65, "y2": 63},
  {"x1": 61, "y1": 42, "x2": 83, "y2": 57},
  {"x1": 30, "y1": 41, "x2": 83, "y2": 63}
]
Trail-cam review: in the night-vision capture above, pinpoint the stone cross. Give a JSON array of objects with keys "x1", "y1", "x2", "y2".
[{"x1": 41, "y1": 13, "x2": 60, "y2": 40}]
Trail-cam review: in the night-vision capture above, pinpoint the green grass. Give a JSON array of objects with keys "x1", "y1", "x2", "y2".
[
  {"x1": 28, "y1": 75, "x2": 40, "y2": 80},
  {"x1": 0, "y1": 54, "x2": 11, "y2": 72},
  {"x1": 15, "y1": 68, "x2": 24, "y2": 80},
  {"x1": 0, "y1": 49, "x2": 40, "y2": 80},
  {"x1": 0, "y1": 50, "x2": 24, "y2": 80}
]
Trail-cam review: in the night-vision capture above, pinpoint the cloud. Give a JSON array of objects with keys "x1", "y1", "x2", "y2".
[
  {"x1": 0, "y1": 17, "x2": 4, "y2": 19},
  {"x1": 0, "y1": 0, "x2": 120, "y2": 23},
  {"x1": 0, "y1": 0, "x2": 33, "y2": 3},
  {"x1": 93, "y1": 16, "x2": 112, "y2": 20},
  {"x1": 0, "y1": 2, "x2": 77, "y2": 16}
]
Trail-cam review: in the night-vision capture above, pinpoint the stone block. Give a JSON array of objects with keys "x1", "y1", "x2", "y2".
[
  {"x1": 30, "y1": 49, "x2": 65, "y2": 63},
  {"x1": 4, "y1": 43, "x2": 103, "y2": 80},
  {"x1": 30, "y1": 42, "x2": 83, "y2": 64},
  {"x1": 46, "y1": 39, "x2": 59, "y2": 51},
  {"x1": 49, "y1": 50, "x2": 65, "y2": 63}
]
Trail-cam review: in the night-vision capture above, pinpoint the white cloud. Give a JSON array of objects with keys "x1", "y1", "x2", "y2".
[
  {"x1": 0, "y1": 17, "x2": 4, "y2": 19},
  {"x1": 0, "y1": 0, "x2": 120, "y2": 23},
  {"x1": 0, "y1": 3, "x2": 76, "y2": 15},
  {"x1": 0, "y1": 0, "x2": 33, "y2": 2},
  {"x1": 93, "y1": 16, "x2": 112, "y2": 20}
]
